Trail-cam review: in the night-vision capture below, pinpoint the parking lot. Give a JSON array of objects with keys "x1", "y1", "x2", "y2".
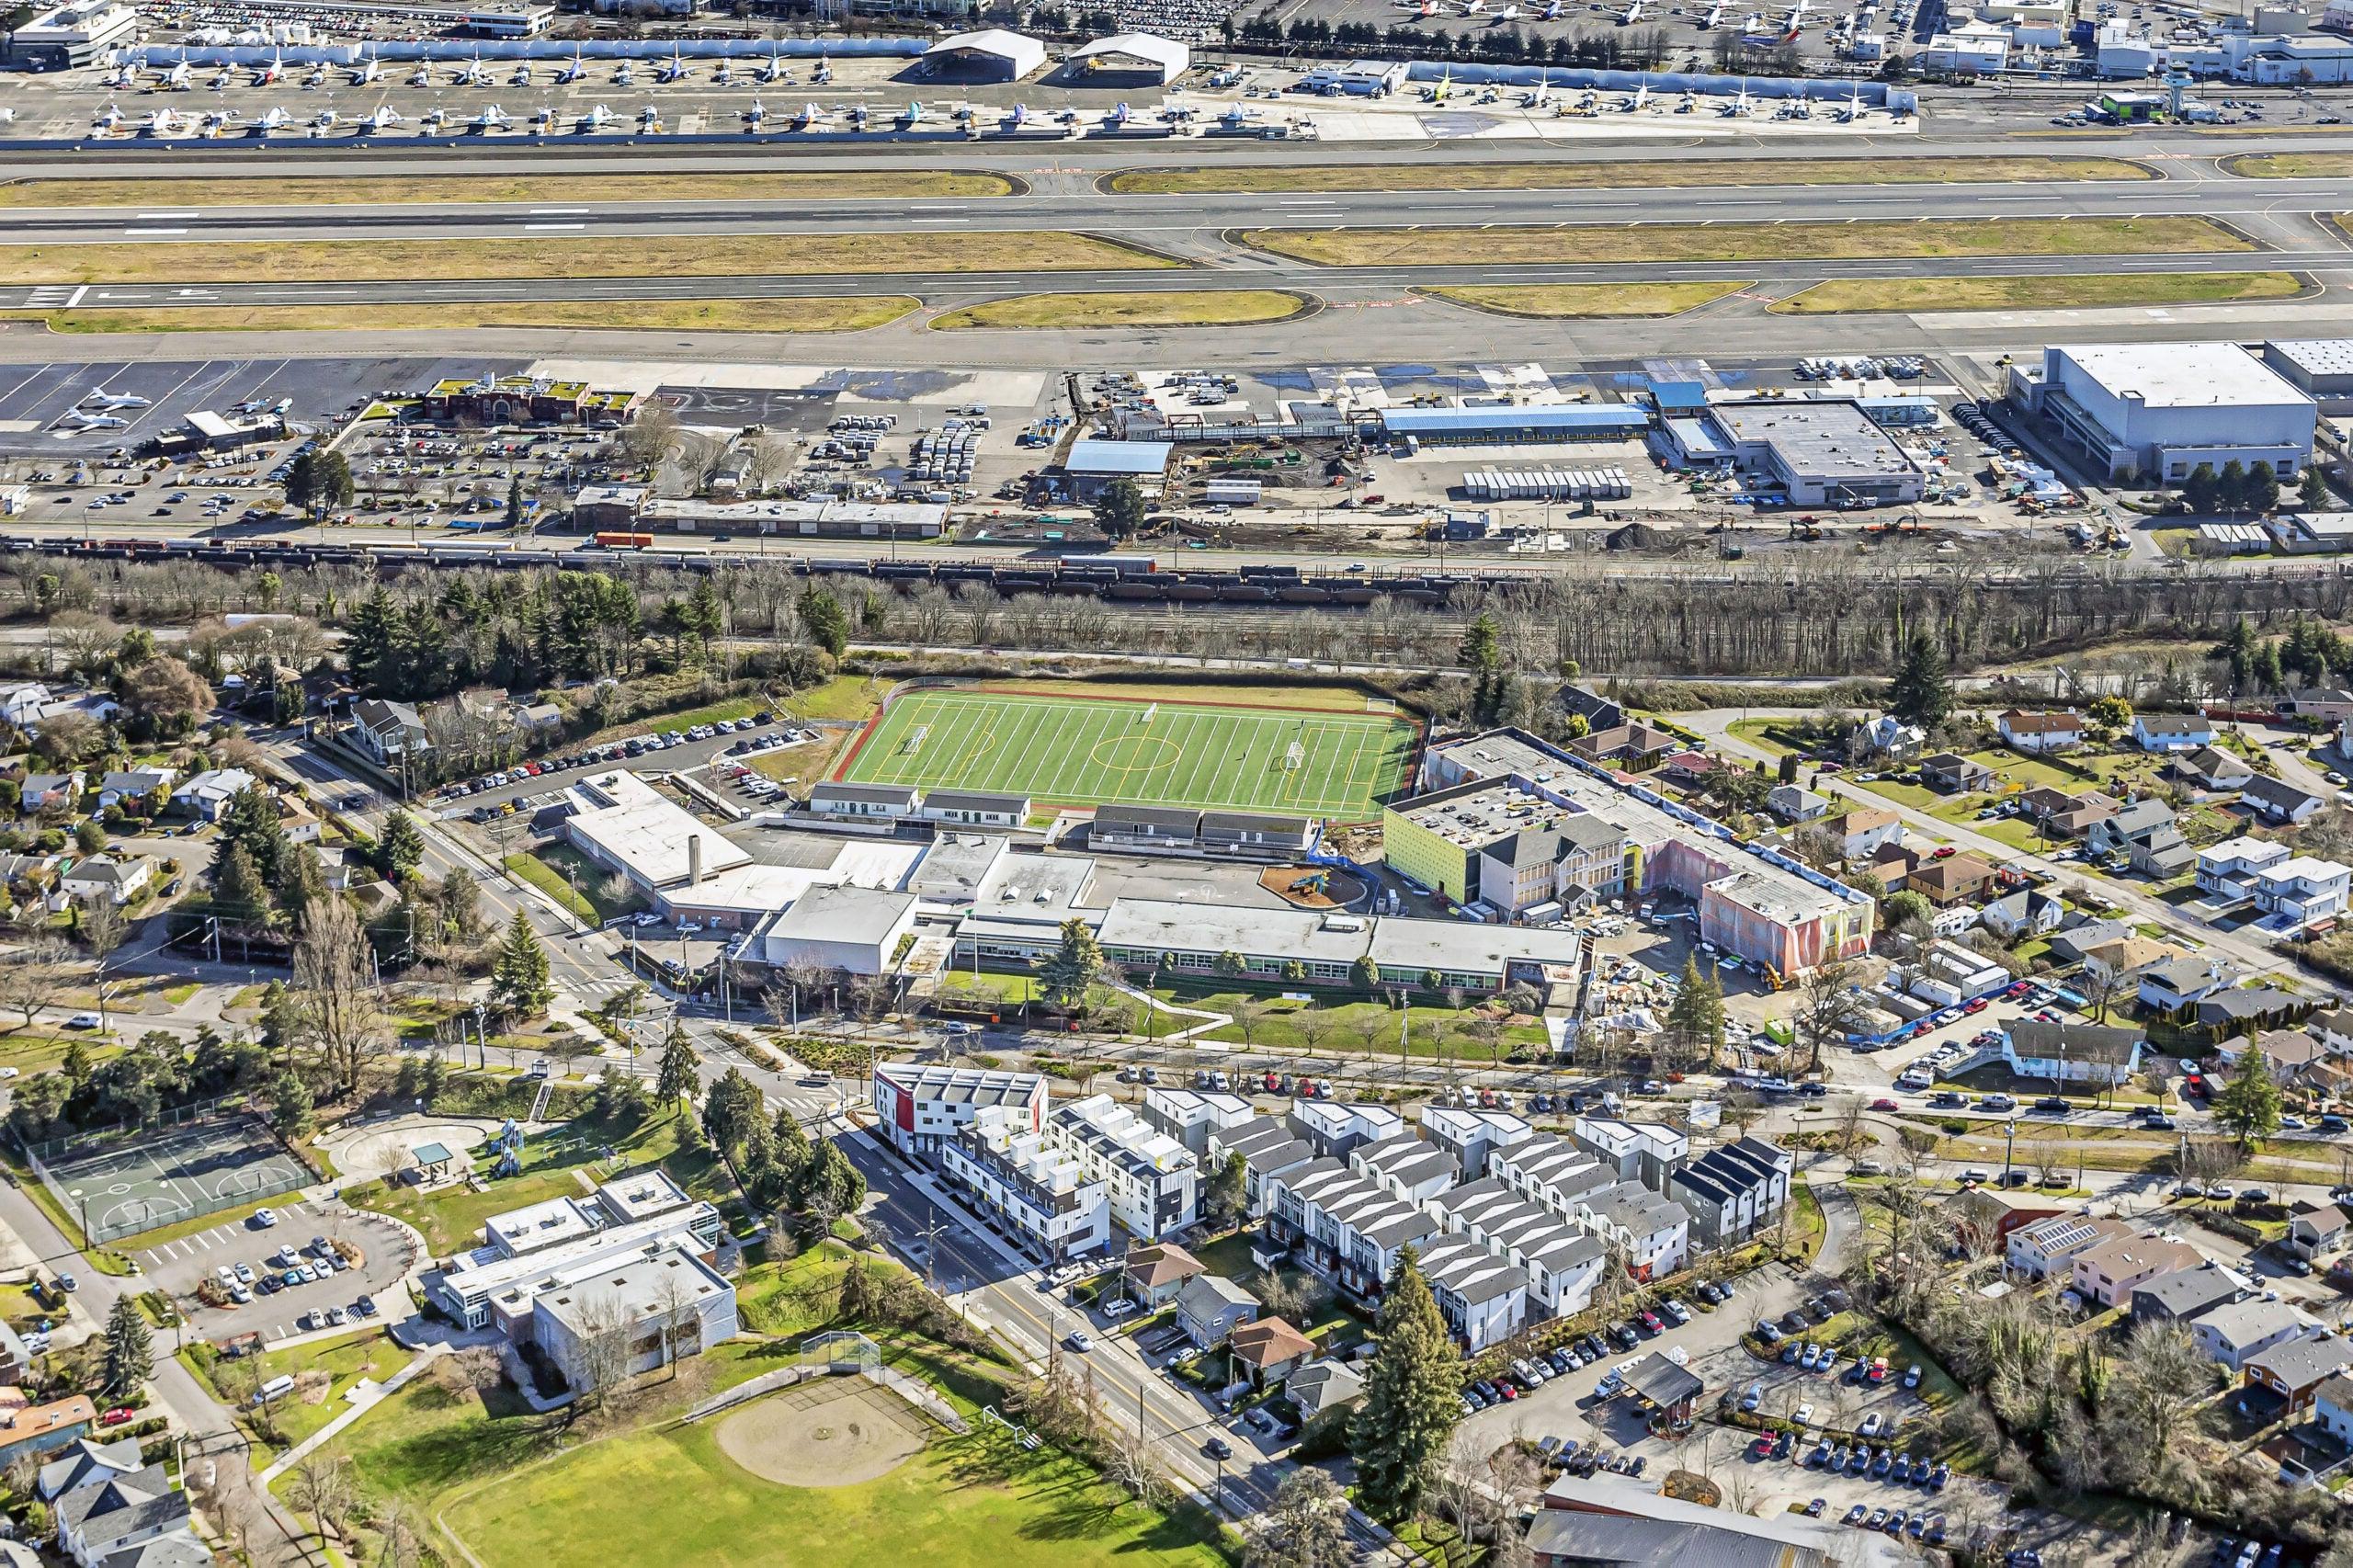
[
  {"x1": 138, "y1": 1199, "x2": 416, "y2": 1345},
  {"x1": 0, "y1": 355, "x2": 475, "y2": 461}
]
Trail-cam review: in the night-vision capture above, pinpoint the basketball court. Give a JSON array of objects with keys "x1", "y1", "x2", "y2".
[{"x1": 38, "y1": 1115, "x2": 312, "y2": 1242}]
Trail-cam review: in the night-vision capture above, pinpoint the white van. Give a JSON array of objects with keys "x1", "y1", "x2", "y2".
[{"x1": 256, "y1": 1375, "x2": 296, "y2": 1404}]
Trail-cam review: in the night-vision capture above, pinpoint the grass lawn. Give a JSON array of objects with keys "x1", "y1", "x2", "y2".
[
  {"x1": 977, "y1": 679, "x2": 1389, "y2": 714},
  {"x1": 1109, "y1": 155, "x2": 2148, "y2": 193},
  {"x1": 0, "y1": 232, "x2": 1177, "y2": 287},
  {"x1": 0, "y1": 1028, "x2": 121, "y2": 1077},
  {"x1": 1422, "y1": 282, "x2": 1748, "y2": 318},
  {"x1": 933, "y1": 290, "x2": 1310, "y2": 330},
  {"x1": 939, "y1": 971, "x2": 1048, "y2": 1006},
  {"x1": 1243, "y1": 216, "x2": 2249, "y2": 268},
  {"x1": 788, "y1": 675, "x2": 891, "y2": 722},
  {"x1": 185, "y1": 1327, "x2": 416, "y2": 1454},
  {"x1": 1137, "y1": 985, "x2": 1546, "y2": 1056},
  {"x1": 346, "y1": 1108, "x2": 722, "y2": 1256},
  {"x1": 438, "y1": 1381, "x2": 1227, "y2": 1568},
  {"x1": 1768, "y1": 272, "x2": 2310, "y2": 314},
  {"x1": 504, "y1": 853, "x2": 597, "y2": 924},
  {"x1": 19, "y1": 299, "x2": 921, "y2": 336},
  {"x1": 734, "y1": 1240, "x2": 864, "y2": 1336},
  {"x1": 527, "y1": 841, "x2": 644, "y2": 924},
  {"x1": 840, "y1": 688, "x2": 1415, "y2": 819}
]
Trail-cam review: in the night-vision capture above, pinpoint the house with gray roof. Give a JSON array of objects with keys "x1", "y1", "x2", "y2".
[
  {"x1": 37, "y1": 1439, "x2": 142, "y2": 1504},
  {"x1": 1206, "y1": 1116, "x2": 1316, "y2": 1215},
  {"x1": 2129, "y1": 1261, "x2": 2248, "y2": 1326},
  {"x1": 1175, "y1": 1274, "x2": 1260, "y2": 1350},
  {"x1": 55, "y1": 1465, "x2": 187, "y2": 1568}
]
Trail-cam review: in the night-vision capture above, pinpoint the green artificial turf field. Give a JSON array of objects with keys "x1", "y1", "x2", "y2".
[{"x1": 837, "y1": 687, "x2": 1415, "y2": 818}]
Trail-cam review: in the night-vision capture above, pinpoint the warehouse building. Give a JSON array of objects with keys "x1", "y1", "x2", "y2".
[
  {"x1": 2262, "y1": 339, "x2": 2353, "y2": 406},
  {"x1": 1377, "y1": 404, "x2": 1651, "y2": 449},
  {"x1": 1066, "y1": 32, "x2": 1188, "y2": 83},
  {"x1": 1704, "y1": 400, "x2": 1925, "y2": 507},
  {"x1": 2011, "y1": 343, "x2": 2316, "y2": 484},
  {"x1": 1063, "y1": 438, "x2": 1174, "y2": 501},
  {"x1": 920, "y1": 28, "x2": 1046, "y2": 81}
]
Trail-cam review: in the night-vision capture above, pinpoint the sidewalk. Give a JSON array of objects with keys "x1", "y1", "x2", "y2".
[{"x1": 257, "y1": 1346, "x2": 445, "y2": 1486}]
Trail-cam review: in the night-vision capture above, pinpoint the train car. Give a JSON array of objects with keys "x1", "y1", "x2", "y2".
[
  {"x1": 1060, "y1": 553, "x2": 1157, "y2": 575},
  {"x1": 593, "y1": 531, "x2": 655, "y2": 550}
]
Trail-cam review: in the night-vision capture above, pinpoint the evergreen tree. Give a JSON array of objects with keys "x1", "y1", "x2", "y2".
[
  {"x1": 2212, "y1": 1040, "x2": 2283, "y2": 1147},
  {"x1": 1205, "y1": 1150, "x2": 1249, "y2": 1229},
  {"x1": 2302, "y1": 466, "x2": 2330, "y2": 511},
  {"x1": 345, "y1": 587, "x2": 401, "y2": 694},
  {"x1": 1038, "y1": 917, "x2": 1104, "y2": 1010},
  {"x1": 102, "y1": 1294, "x2": 153, "y2": 1396},
  {"x1": 1667, "y1": 954, "x2": 1726, "y2": 1062},
  {"x1": 1888, "y1": 631, "x2": 1953, "y2": 728},
  {"x1": 2245, "y1": 463, "x2": 2280, "y2": 516},
  {"x1": 656, "y1": 1021, "x2": 700, "y2": 1107},
  {"x1": 209, "y1": 841, "x2": 271, "y2": 930},
  {"x1": 2220, "y1": 458, "x2": 2251, "y2": 512},
  {"x1": 2211, "y1": 617, "x2": 2258, "y2": 693},
  {"x1": 506, "y1": 475, "x2": 524, "y2": 531},
  {"x1": 268, "y1": 1069, "x2": 313, "y2": 1139},
  {"x1": 699, "y1": 1065, "x2": 765, "y2": 1153},
  {"x1": 375, "y1": 809, "x2": 425, "y2": 883},
  {"x1": 1095, "y1": 478, "x2": 1149, "y2": 540},
  {"x1": 489, "y1": 910, "x2": 554, "y2": 1017},
  {"x1": 2254, "y1": 638, "x2": 2287, "y2": 694},
  {"x1": 1347, "y1": 1246, "x2": 1462, "y2": 1520},
  {"x1": 2184, "y1": 462, "x2": 2221, "y2": 515},
  {"x1": 798, "y1": 585, "x2": 849, "y2": 658},
  {"x1": 799, "y1": 1141, "x2": 867, "y2": 1223},
  {"x1": 217, "y1": 782, "x2": 290, "y2": 888}
]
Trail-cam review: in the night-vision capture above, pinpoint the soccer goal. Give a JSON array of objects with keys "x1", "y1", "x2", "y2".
[
  {"x1": 901, "y1": 723, "x2": 930, "y2": 756},
  {"x1": 1139, "y1": 703, "x2": 1158, "y2": 725},
  {"x1": 1283, "y1": 739, "x2": 1307, "y2": 772}
]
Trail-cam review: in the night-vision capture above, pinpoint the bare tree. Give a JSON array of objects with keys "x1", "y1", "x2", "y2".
[
  {"x1": 288, "y1": 1454, "x2": 352, "y2": 1547},
  {"x1": 77, "y1": 898, "x2": 128, "y2": 970},
  {"x1": 1833, "y1": 1094, "x2": 1868, "y2": 1155},
  {"x1": 564, "y1": 1295, "x2": 636, "y2": 1420},
  {"x1": 656, "y1": 1264, "x2": 702, "y2": 1379},
  {"x1": 292, "y1": 896, "x2": 390, "y2": 1092},
  {"x1": 0, "y1": 937, "x2": 73, "y2": 1033}
]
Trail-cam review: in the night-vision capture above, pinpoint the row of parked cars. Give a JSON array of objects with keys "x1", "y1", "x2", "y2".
[
  {"x1": 1840, "y1": 1503, "x2": 1950, "y2": 1545},
  {"x1": 211, "y1": 1233, "x2": 362, "y2": 1308},
  {"x1": 441, "y1": 712, "x2": 784, "y2": 801}
]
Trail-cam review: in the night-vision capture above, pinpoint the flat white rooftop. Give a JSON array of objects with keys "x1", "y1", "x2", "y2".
[{"x1": 2054, "y1": 342, "x2": 2313, "y2": 411}]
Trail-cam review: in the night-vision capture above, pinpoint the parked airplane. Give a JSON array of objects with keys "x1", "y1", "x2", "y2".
[
  {"x1": 557, "y1": 50, "x2": 586, "y2": 83},
  {"x1": 793, "y1": 100, "x2": 824, "y2": 129},
  {"x1": 1522, "y1": 79, "x2": 1550, "y2": 107},
  {"x1": 198, "y1": 109, "x2": 231, "y2": 135},
  {"x1": 637, "y1": 103, "x2": 662, "y2": 131},
  {"x1": 899, "y1": 98, "x2": 924, "y2": 125},
  {"x1": 80, "y1": 388, "x2": 152, "y2": 409},
  {"x1": 312, "y1": 108, "x2": 339, "y2": 130},
  {"x1": 162, "y1": 56, "x2": 191, "y2": 88},
  {"x1": 252, "y1": 105, "x2": 290, "y2": 131},
  {"x1": 91, "y1": 101, "x2": 123, "y2": 131},
  {"x1": 579, "y1": 102, "x2": 612, "y2": 130},
  {"x1": 1720, "y1": 78, "x2": 1752, "y2": 113},
  {"x1": 531, "y1": 104, "x2": 553, "y2": 130},
  {"x1": 409, "y1": 62, "x2": 433, "y2": 86},
  {"x1": 253, "y1": 51, "x2": 284, "y2": 85},
  {"x1": 847, "y1": 101, "x2": 868, "y2": 129},
  {"x1": 1423, "y1": 65, "x2": 1452, "y2": 100},
  {"x1": 612, "y1": 60, "x2": 635, "y2": 86},
  {"x1": 711, "y1": 58, "x2": 736, "y2": 85},
  {"x1": 812, "y1": 56, "x2": 832, "y2": 84},
  {"x1": 1699, "y1": 3, "x2": 1723, "y2": 22},
  {"x1": 104, "y1": 60, "x2": 135, "y2": 88},
  {"x1": 656, "y1": 50, "x2": 688, "y2": 83},
  {"x1": 1003, "y1": 101, "x2": 1025, "y2": 129},
  {"x1": 1618, "y1": 0, "x2": 1642, "y2": 24},
  {"x1": 510, "y1": 61, "x2": 532, "y2": 85},
  {"x1": 352, "y1": 57, "x2": 380, "y2": 85},
  {"x1": 142, "y1": 107, "x2": 180, "y2": 134},
  {"x1": 418, "y1": 106, "x2": 447, "y2": 130},
  {"x1": 756, "y1": 48, "x2": 789, "y2": 82},
  {"x1": 451, "y1": 53, "x2": 489, "y2": 85},
  {"x1": 1836, "y1": 84, "x2": 1865, "y2": 119},
  {"x1": 303, "y1": 62, "x2": 329, "y2": 87},
  {"x1": 742, "y1": 97, "x2": 765, "y2": 128},
  {"x1": 56, "y1": 411, "x2": 129, "y2": 431},
  {"x1": 471, "y1": 103, "x2": 510, "y2": 131},
  {"x1": 360, "y1": 105, "x2": 403, "y2": 131}
]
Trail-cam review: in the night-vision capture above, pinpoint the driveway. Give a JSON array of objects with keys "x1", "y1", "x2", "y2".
[{"x1": 137, "y1": 1199, "x2": 415, "y2": 1346}]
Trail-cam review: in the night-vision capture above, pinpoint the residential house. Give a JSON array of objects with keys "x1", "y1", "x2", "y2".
[
  {"x1": 2245, "y1": 774, "x2": 2329, "y2": 826},
  {"x1": 1669, "y1": 1138, "x2": 1794, "y2": 1246},
  {"x1": 95, "y1": 769, "x2": 174, "y2": 812},
  {"x1": 2291, "y1": 1202, "x2": 2353, "y2": 1262},
  {"x1": 1354, "y1": 1134, "x2": 1462, "y2": 1205},
  {"x1": 17, "y1": 772, "x2": 81, "y2": 816},
  {"x1": 1141, "y1": 1088, "x2": 1257, "y2": 1156},
  {"x1": 1228, "y1": 1316, "x2": 1316, "y2": 1388},
  {"x1": 168, "y1": 768, "x2": 256, "y2": 823},
  {"x1": 60, "y1": 856, "x2": 152, "y2": 907},
  {"x1": 2284, "y1": 689, "x2": 2353, "y2": 722},
  {"x1": 1570, "y1": 722, "x2": 1681, "y2": 768},
  {"x1": 2005, "y1": 1214, "x2": 2132, "y2": 1280},
  {"x1": 1267, "y1": 1158, "x2": 1441, "y2": 1300},
  {"x1": 37, "y1": 1440, "x2": 142, "y2": 1504},
  {"x1": 1866, "y1": 843, "x2": 1925, "y2": 893},
  {"x1": 1767, "y1": 784, "x2": 1829, "y2": 823},
  {"x1": 2070, "y1": 1233, "x2": 2205, "y2": 1309},
  {"x1": 1658, "y1": 751, "x2": 1719, "y2": 788},
  {"x1": 1908, "y1": 854, "x2": 1997, "y2": 907},
  {"x1": 2199, "y1": 986, "x2": 2311, "y2": 1034},
  {"x1": 1944, "y1": 1187, "x2": 2070, "y2": 1254},
  {"x1": 2135, "y1": 820, "x2": 2200, "y2": 879},
  {"x1": 2002, "y1": 1020, "x2": 2144, "y2": 1087},
  {"x1": 1979, "y1": 888, "x2": 2065, "y2": 940},
  {"x1": 1418, "y1": 1106, "x2": 1534, "y2": 1181},
  {"x1": 2176, "y1": 745, "x2": 2256, "y2": 792},
  {"x1": 53, "y1": 1463, "x2": 188, "y2": 1568},
  {"x1": 1864, "y1": 714, "x2": 1927, "y2": 757},
  {"x1": 1999, "y1": 710, "x2": 2086, "y2": 754},
  {"x1": 2079, "y1": 937, "x2": 2188, "y2": 990},
  {"x1": 1568, "y1": 1117, "x2": 1689, "y2": 1190},
  {"x1": 2139, "y1": 956, "x2": 2245, "y2": 1014},
  {"x1": 1920, "y1": 754, "x2": 1996, "y2": 794},
  {"x1": 2044, "y1": 796, "x2": 2120, "y2": 839},
  {"x1": 2016, "y1": 785, "x2": 2080, "y2": 824},
  {"x1": 1821, "y1": 807, "x2": 1904, "y2": 862},
  {"x1": 2194, "y1": 1297, "x2": 2319, "y2": 1371},
  {"x1": 1207, "y1": 1118, "x2": 1316, "y2": 1216},
  {"x1": 1416, "y1": 1233, "x2": 1532, "y2": 1352},
  {"x1": 2246, "y1": 1332, "x2": 2353, "y2": 1412},
  {"x1": 1556, "y1": 685, "x2": 1626, "y2": 735},
  {"x1": 2085, "y1": 799, "x2": 2177, "y2": 860},
  {"x1": 2042, "y1": 917, "x2": 2134, "y2": 966},
  {"x1": 1122, "y1": 1243, "x2": 1205, "y2": 1308},
  {"x1": 1290, "y1": 1100, "x2": 1406, "y2": 1163},
  {"x1": 348, "y1": 698, "x2": 430, "y2": 770},
  {"x1": 2129, "y1": 1261, "x2": 2248, "y2": 1325},
  {"x1": 276, "y1": 793, "x2": 321, "y2": 846},
  {"x1": 0, "y1": 1397, "x2": 93, "y2": 1470},
  {"x1": 2133, "y1": 712, "x2": 2216, "y2": 753},
  {"x1": 2200, "y1": 836, "x2": 2293, "y2": 900},
  {"x1": 2254, "y1": 856, "x2": 2353, "y2": 926},
  {"x1": 2231, "y1": 1028, "x2": 2334, "y2": 1087},
  {"x1": 1174, "y1": 1274, "x2": 1260, "y2": 1350},
  {"x1": 2313, "y1": 1375, "x2": 2353, "y2": 1449},
  {"x1": 1288, "y1": 1359, "x2": 1365, "y2": 1423}
]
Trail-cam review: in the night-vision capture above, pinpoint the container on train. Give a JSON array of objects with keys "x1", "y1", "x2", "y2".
[
  {"x1": 1203, "y1": 479, "x2": 1263, "y2": 507},
  {"x1": 1060, "y1": 554, "x2": 1158, "y2": 574},
  {"x1": 594, "y1": 532, "x2": 655, "y2": 550}
]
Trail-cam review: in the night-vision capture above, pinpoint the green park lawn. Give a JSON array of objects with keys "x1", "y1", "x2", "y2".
[
  {"x1": 1138, "y1": 986, "x2": 1548, "y2": 1057},
  {"x1": 438, "y1": 1364, "x2": 1226, "y2": 1568},
  {"x1": 185, "y1": 1328, "x2": 417, "y2": 1454},
  {"x1": 347, "y1": 1108, "x2": 728, "y2": 1255}
]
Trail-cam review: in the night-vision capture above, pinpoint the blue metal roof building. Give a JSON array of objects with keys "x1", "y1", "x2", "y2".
[{"x1": 1376, "y1": 404, "x2": 1652, "y2": 446}]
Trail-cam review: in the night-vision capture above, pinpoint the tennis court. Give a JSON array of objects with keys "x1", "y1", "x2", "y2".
[
  {"x1": 836, "y1": 688, "x2": 1417, "y2": 819},
  {"x1": 36, "y1": 1115, "x2": 312, "y2": 1243}
]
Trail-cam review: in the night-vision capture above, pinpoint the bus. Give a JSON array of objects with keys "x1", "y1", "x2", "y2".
[{"x1": 594, "y1": 532, "x2": 654, "y2": 549}]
